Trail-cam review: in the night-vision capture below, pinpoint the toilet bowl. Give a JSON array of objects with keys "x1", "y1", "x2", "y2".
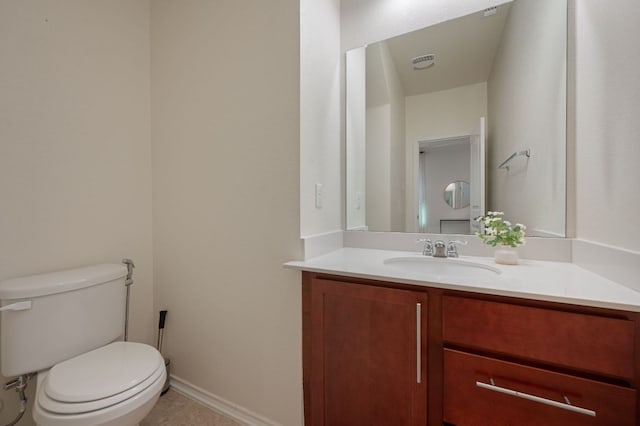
[{"x1": 33, "y1": 341, "x2": 166, "y2": 426}]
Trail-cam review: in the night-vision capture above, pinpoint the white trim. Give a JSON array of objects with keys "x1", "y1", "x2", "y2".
[
  {"x1": 169, "y1": 375, "x2": 280, "y2": 426},
  {"x1": 417, "y1": 133, "x2": 471, "y2": 149}
]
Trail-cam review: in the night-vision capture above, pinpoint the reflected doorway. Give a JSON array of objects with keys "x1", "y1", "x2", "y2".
[{"x1": 416, "y1": 118, "x2": 485, "y2": 234}]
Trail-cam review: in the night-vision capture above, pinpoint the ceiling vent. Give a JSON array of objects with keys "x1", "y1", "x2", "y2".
[
  {"x1": 483, "y1": 6, "x2": 498, "y2": 17},
  {"x1": 412, "y1": 54, "x2": 435, "y2": 70}
]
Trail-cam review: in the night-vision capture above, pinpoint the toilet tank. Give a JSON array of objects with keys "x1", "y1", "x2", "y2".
[{"x1": 0, "y1": 264, "x2": 127, "y2": 377}]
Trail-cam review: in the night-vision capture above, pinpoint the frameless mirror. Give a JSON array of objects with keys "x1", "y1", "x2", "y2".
[
  {"x1": 346, "y1": 0, "x2": 567, "y2": 237},
  {"x1": 445, "y1": 181, "x2": 470, "y2": 209}
]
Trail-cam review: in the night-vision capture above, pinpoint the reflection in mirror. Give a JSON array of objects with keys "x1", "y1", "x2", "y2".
[
  {"x1": 345, "y1": 0, "x2": 566, "y2": 237},
  {"x1": 444, "y1": 181, "x2": 470, "y2": 209},
  {"x1": 416, "y1": 133, "x2": 483, "y2": 234}
]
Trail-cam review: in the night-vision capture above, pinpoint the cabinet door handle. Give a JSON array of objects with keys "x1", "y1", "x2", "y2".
[
  {"x1": 476, "y1": 379, "x2": 596, "y2": 417},
  {"x1": 416, "y1": 303, "x2": 421, "y2": 384}
]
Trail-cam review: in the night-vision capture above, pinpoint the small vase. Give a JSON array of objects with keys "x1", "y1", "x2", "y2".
[{"x1": 494, "y1": 247, "x2": 518, "y2": 265}]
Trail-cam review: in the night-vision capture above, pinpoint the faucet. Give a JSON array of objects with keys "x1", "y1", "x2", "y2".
[
  {"x1": 418, "y1": 238, "x2": 468, "y2": 258},
  {"x1": 417, "y1": 238, "x2": 433, "y2": 256},
  {"x1": 446, "y1": 240, "x2": 468, "y2": 258},
  {"x1": 433, "y1": 240, "x2": 447, "y2": 258}
]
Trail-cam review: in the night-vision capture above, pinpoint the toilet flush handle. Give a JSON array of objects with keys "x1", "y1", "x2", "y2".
[{"x1": 0, "y1": 301, "x2": 32, "y2": 312}]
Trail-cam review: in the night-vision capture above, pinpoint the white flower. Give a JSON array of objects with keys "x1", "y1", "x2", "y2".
[{"x1": 476, "y1": 211, "x2": 526, "y2": 248}]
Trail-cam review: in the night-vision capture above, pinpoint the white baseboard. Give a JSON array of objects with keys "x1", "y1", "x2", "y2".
[{"x1": 169, "y1": 375, "x2": 280, "y2": 426}]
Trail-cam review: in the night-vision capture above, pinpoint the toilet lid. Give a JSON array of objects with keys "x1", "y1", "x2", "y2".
[
  {"x1": 45, "y1": 341, "x2": 162, "y2": 403},
  {"x1": 37, "y1": 356, "x2": 165, "y2": 415}
]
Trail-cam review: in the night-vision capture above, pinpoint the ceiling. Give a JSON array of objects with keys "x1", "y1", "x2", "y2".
[{"x1": 380, "y1": 3, "x2": 511, "y2": 97}]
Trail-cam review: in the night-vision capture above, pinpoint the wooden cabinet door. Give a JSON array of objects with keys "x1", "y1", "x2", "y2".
[{"x1": 308, "y1": 278, "x2": 428, "y2": 426}]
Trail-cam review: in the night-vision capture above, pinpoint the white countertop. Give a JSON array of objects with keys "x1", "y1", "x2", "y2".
[{"x1": 285, "y1": 248, "x2": 640, "y2": 312}]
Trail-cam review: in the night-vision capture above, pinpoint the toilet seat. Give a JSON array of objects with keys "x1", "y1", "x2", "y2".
[{"x1": 38, "y1": 342, "x2": 165, "y2": 415}]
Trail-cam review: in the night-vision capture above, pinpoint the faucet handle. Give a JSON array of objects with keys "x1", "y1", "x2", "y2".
[
  {"x1": 416, "y1": 238, "x2": 433, "y2": 256},
  {"x1": 446, "y1": 240, "x2": 468, "y2": 258}
]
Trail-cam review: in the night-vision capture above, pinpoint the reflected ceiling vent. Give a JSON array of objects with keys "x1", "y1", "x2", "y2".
[
  {"x1": 483, "y1": 6, "x2": 498, "y2": 17},
  {"x1": 412, "y1": 54, "x2": 435, "y2": 70}
]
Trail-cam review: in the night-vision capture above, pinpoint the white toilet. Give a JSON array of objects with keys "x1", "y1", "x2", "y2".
[{"x1": 0, "y1": 264, "x2": 166, "y2": 426}]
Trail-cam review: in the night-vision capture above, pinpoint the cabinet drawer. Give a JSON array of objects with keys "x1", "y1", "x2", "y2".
[
  {"x1": 442, "y1": 296, "x2": 635, "y2": 379},
  {"x1": 444, "y1": 349, "x2": 636, "y2": 426}
]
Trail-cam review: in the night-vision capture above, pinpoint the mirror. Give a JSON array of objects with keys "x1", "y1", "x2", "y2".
[
  {"x1": 445, "y1": 181, "x2": 470, "y2": 209},
  {"x1": 346, "y1": 0, "x2": 567, "y2": 237}
]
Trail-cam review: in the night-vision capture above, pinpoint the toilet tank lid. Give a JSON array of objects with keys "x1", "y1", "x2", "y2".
[{"x1": 0, "y1": 264, "x2": 127, "y2": 300}]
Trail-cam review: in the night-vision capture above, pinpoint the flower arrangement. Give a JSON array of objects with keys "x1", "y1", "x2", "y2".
[{"x1": 475, "y1": 211, "x2": 526, "y2": 248}]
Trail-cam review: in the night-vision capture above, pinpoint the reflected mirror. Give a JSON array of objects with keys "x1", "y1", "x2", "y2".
[
  {"x1": 346, "y1": 0, "x2": 567, "y2": 237},
  {"x1": 444, "y1": 181, "x2": 470, "y2": 209}
]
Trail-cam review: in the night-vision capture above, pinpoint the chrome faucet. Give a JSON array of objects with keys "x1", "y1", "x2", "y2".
[
  {"x1": 433, "y1": 240, "x2": 447, "y2": 258},
  {"x1": 447, "y1": 240, "x2": 468, "y2": 258},
  {"x1": 418, "y1": 238, "x2": 468, "y2": 258}
]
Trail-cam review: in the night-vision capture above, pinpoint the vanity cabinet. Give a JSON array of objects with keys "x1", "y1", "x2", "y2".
[
  {"x1": 303, "y1": 276, "x2": 428, "y2": 426},
  {"x1": 302, "y1": 272, "x2": 640, "y2": 426}
]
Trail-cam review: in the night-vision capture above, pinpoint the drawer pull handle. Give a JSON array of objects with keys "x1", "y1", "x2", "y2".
[
  {"x1": 416, "y1": 303, "x2": 421, "y2": 384},
  {"x1": 476, "y1": 380, "x2": 596, "y2": 417}
]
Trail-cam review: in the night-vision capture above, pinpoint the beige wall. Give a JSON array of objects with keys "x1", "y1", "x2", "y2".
[
  {"x1": 345, "y1": 47, "x2": 367, "y2": 230},
  {"x1": 488, "y1": 0, "x2": 567, "y2": 237},
  {"x1": 151, "y1": 1, "x2": 302, "y2": 424},
  {"x1": 388, "y1": 53, "x2": 407, "y2": 233},
  {"x1": 405, "y1": 82, "x2": 488, "y2": 232},
  {"x1": 0, "y1": 1, "x2": 152, "y2": 424},
  {"x1": 365, "y1": 42, "x2": 406, "y2": 232},
  {"x1": 300, "y1": 0, "x2": 342, "y2": 237},
  {"x1": 575, "y1": 0, "x2": 640, "y2": 251}
]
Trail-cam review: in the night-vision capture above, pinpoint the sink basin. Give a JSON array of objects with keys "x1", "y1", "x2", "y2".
[{"x1": 383, "y1": 256, "x2": 501, "y2": 280}]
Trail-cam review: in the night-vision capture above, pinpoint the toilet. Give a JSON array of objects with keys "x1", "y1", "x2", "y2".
[{"x1": 0, "y1": 264, "x2": 166, "y2": 426}]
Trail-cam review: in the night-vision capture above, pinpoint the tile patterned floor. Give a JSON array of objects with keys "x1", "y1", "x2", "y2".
[{"x1": 141, "y1": 389, "x2": 242, "y2": 426}]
